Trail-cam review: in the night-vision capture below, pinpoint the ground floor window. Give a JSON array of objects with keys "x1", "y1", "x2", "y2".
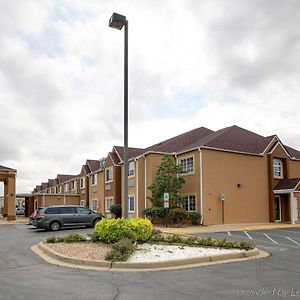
[
  {"x1": 105, "y1": 198, "x2": 113, "y2": 212},
  {"x1": 91, "y1": 199, "x2": 98, "y2": 212},
  {"x1": 183, "y1": 195, "x2": 196, "y2": 211},
  {"x1": 128, "y1": 196, "x2": 135, "y2": 212}
]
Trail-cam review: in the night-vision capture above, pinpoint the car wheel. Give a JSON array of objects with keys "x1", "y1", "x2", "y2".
[
  {"x1": 49, "y1": 221, "x2": 61, "y2": 231},
  {"x1": 93, "y1": 218, "x2": 101, "y2": 227}
]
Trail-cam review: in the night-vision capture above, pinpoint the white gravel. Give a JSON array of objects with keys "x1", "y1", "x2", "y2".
[{"x1": 128, "y1": 244, "x2": 242, "y2": 262}]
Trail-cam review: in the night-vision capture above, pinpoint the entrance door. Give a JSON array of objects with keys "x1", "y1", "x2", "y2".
[{"x1": 274, "y1": 195, "x2": 281, "y2": 222}]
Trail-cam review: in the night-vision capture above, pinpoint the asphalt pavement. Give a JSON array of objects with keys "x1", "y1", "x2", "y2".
[{"x1": 0, "y1": 224, "x2": 299, "y2": 300}]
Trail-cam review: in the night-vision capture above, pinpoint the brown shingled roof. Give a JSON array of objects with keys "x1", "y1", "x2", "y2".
[
  {"x1": 109, "y1": 152, "x2": 121, "y2": 165},
  {"x1": 0, "y1": 165, "x2": 16, "y2": 172},
  {"x1": 285, "y1": 145, "x2": 300, "y2": 159},
  {"x1": 274, "y1": 179, "x2": 300, "y2": 191},
  {"x1": 114, "y1": 146, "x2": 145, "y2": 161},
  {"x1": 86, "y1": 160, "x2": 101, "y2": 173},
  {"x1": 181, "y1": 125, "x2": 272, "y2": 155},
  {"x1": 145, "y1": 127, "x2": 214, "y2": 153},
  {"x1": 57, "y1": 174, "x2": 77, "y2": 184},
  {"x1": 47, "y1": 179, "x2": 57, "y2": 187}
]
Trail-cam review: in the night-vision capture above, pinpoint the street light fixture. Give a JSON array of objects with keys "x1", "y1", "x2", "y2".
[{"x1": 109, "y1": 12, "x2": 128, "y2": 218}]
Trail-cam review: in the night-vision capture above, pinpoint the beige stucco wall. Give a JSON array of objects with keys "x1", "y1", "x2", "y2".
[
  {"x1": 289, "y1": 160, "x2": 300, "y2": 178},
  {"x1": 178, "y1": 150, "x2": 201, "y2": 212},
  {"x1": 88, "y1": 171, "x2": 104, "y2": 213},
  {"x1": 202, "y1": 149, "x2": 270, "y2": 225}
]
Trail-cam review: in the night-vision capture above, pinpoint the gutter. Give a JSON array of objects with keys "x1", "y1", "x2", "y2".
[{"x1": 198, "y1": 148, "x2": 204, "y2": 225}]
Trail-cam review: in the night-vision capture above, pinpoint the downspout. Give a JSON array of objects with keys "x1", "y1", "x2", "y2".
[
  {"x1": 143, "y1": 155, "x2": 147, "y2": 215},
  {"x1": 199, "y1": 148, "x2": 204, "y2": 225},
  {"x1": 135, "y1": 158, "x2": 139, "y2": 218},
  {"x1": 42, "y1": 193, "x2": 45, "y2": 206}
]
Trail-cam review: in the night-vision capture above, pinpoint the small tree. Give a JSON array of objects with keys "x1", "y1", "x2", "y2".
[{"x1": 148, "y1": 154, "x2": 185, "y2": 208}]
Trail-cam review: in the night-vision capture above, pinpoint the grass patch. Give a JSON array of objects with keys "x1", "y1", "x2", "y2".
[
  {"x1": 46, "y1": 233, "x2": 86, "y2": 244},
  {"x1": 105, "y1": 238, "x2": 136, "y2": 262}
]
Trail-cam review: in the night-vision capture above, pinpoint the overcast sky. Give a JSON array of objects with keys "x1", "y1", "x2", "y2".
[{"x1": 1, "y1": 0, "x2": 300, "y2": 194}]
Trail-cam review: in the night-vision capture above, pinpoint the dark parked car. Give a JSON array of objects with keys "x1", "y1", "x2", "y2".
[{"x1": 32, "y1": 205, "x2": 104, "y2": 231}]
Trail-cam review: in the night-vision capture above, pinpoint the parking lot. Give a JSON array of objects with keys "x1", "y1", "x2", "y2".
[
  {"x1": 195, "y1": 228, "x2": 300, "y2": 251},
  {"x1": 0, "y1": 224, "x2": 300, "y2": 300}
]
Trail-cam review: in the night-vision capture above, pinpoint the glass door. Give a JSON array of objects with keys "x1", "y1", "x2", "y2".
[{"x1": 274, "y1": 195, "x2": 281, "y2": 222}]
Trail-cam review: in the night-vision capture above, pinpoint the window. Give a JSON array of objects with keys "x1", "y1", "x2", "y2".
[
  {"x1": 58, "y1": 185, "x2": 62, "y2": 193},
  {"x1": 59, "y1": 207, "x2": 76, "y2": 214},
  {"x1": 91, "y1": 174, "x2": 97, "y2": 186},
  {"x1": 128, "y1": 196, "x2": 135, "y2": 212},
  {"x1": 273, "y1": 159, "x2": 283, "y2": 178},
  {"x1": 105, "y1": 167, "x2": 113, "y2": 182},
  {"x1": 64, "y1": 183, "x2": 68, "y2": 192},
  {"x1": 105, "y1": 198, "x2": 113, "y2": 212},
  {"x1": 128, "y1": 161, "x2": 135, "y2": 177},
  {"x1": 72, "y1": 180, "x2": 76, "y2": 190},
  {"x1": 180, "y1": 156, "x2": 194, "y2": 173},
  {"x1": 91, "y1": 199, "x2": 98, "y2": 212},
  {"x1": 78, "y1": 207, "x2": 90, "y2": 215},
  {"x1": 80, "y1": 200, "x2": 86, "y2": 207},
  {"x1": 183, "y1": 195, "x2": 196, "y2": 211},
  {"x1": 80, "y1": 177, "x2": 85, "y2": 189}
]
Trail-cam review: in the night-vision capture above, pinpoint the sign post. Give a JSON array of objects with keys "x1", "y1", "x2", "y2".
[{"x1": 220, "y1": 193, "x2": 225, "y2": 224}]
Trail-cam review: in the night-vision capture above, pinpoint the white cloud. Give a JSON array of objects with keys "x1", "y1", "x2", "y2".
[{"x1": 0, "y1": 0, "x2": 300, "y2": 194}]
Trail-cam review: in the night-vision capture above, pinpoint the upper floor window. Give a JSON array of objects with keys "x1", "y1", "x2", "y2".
[
  {"x1": 128, "y1": 161, "x2": 135, "y2": 177},
  {"x1": 58, "y1": 185, "x2": 62, "y2": 193},
  {"x1": 105, "y1": 167, "x2": 113, "y2": 182},
  {"x1": 64, "y1": 183, "x2": 68, "y2": 192},
  {"x1": 273, "y1": 159, "x2": 283, "y2": 178},
  {"x1": 80, "y1": 177, "x2": 85, "y2": 189},
  {"x1": 179, "y1": 156, "x2": 194, "y2": 173},
  {"x1": 91, "y1": 174, "x2": 97, "y2": 186},
  {"x1": 72, "y1": 180, "x2": 77, "y2": 190}
]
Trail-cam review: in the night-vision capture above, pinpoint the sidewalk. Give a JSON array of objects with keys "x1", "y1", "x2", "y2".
[
  {"x1": 0, "y1": 216, "x2": 29, "y2": 225},
  {"x1": 156, "y1": 222, "x2": 300, "y2": 235}
]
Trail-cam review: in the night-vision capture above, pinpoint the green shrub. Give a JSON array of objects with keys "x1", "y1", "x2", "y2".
[
  {"x1": 110, "y1": 204, "x2": 122, "y2": 218},
  {"x1": 105, "y1": 238, "x2": 136, "y2": 262},
  {"x1": 63, "y1": 233, "x2": 86, "y2": 243},
  {"x1": 188, "y1": 212, "x2": 201, "y2": 225},
  {"x1": 143, "y1": 207, "x2": 169, "y2": 221},
  {"x1": 93, "y1": 218, "x2": 153, "y2": 243},
  {"x1": 46, "y1": 236, "x2": 64, "y2": 243},
  {"x1": 169, "y1": 207, "x2": 190, "y2": 226},
  {"x1": 46, "y1": 234, "x2": 86, "y2": 243}
]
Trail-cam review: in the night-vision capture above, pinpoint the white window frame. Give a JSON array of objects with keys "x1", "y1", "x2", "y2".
[
  {"x1": 80, "y1": 177, "x2": 85, "y2": 189},
  {"x1": 182, "y1": 194, "x2": 196, "y2": 212},
  {"x1": 128, "y1": 195, "x2": 135, "y2": 213},
  {"x1": 58, "y1": 185, "x2": 62, "y2": 193},
  {"x1": 273, "y1": 159, "x2": 283, "y2": 178},
  {"x1": 91, "y1": 174, "x2": 97, "y2": 186},
  {"x1": 128, "y1": 161, "x2": 135, "y2": 177},
  {"x1": 105, "y1": 197, "x2": 113, "y2": 213},
  {"x1": 179, "y1": 155, "x2": 194, "y2": 174},
  {"x1": 105, "y1": 167, "x2": 113, "y2": 183},
  {"x1": 80, "y1": 200, "x2": 86, "y2": 207},
  {"x1": 91, "y1": 199, "x2": 98, "y2": 212}
]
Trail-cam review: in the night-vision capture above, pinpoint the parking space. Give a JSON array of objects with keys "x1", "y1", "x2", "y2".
[{"x1": 194, "y1": 228, "x2": 300, "y2": 251}]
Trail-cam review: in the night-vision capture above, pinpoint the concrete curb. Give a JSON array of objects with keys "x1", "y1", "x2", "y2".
[{"x1": 32, "y1": 242, "x2": 267, "y2": 272}]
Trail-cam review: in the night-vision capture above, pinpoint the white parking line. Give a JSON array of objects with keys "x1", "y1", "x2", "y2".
[
  {"x1": 277, "y1": 229, "x2": 300, "y2": 235},
  {"x1": 244, "y1": 231, "x2": 253, "y2": 239},
  {"x1": 227, "y1": 231, "x2": 231, "y2": 236},
  {"x1": 263, "y1": 234, "x2": 278, "y2": 244},
  {"x1": 286, "y1": 237, "x2": 300, "y2": 246}
]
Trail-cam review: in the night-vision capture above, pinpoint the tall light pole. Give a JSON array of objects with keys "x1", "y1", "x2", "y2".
[{"x1": 109, "y1": 13, "x2": 128, "y2": 218}]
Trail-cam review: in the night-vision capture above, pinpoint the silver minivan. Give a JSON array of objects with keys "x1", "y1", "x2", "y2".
[{"x1": 32, "y1": 205, "x2": 104, "y2": 231}]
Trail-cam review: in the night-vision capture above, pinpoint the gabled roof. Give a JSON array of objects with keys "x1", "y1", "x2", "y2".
[
  {"x1": 285, "y1": 145, "x2": 300, "y2": 160},
  {"x1": 145, "y1": 127, "x2": 214, "y2": 153},
  {"x1": 57, "y1": 174, "x2": 77, "y2": 184},
  {"x1": 47, "y1": 179, "x2": 57, "y2": 188},
  {"x1": 273, "y1": 179, "x2": 300, "y2": 191},
  {"x1": 114, "y1": 146, "x2": 145, "y2": 161},
  {"x1": 86, "y1": 160, "x2": 101, "y2": 173},
  {"x1": 181, "y1": 125, "x2": 272, "y2": 155},
  {"x1": 109, "y1": 152, "x2": 121, "y2": 165},
  {"x1": 41, "y1": 182, "x2": 48, "y2": 190},
  {"x1": 0, "y1": 165, "x2": 16, "y2": 173}
]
